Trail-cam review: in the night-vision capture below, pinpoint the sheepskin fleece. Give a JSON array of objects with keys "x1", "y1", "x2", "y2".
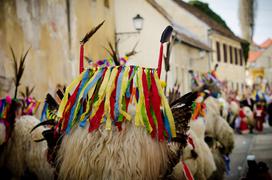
[
  {"x1": 208, "y1": 147, "x2": 226, "y2": 180},
  {"x1": 205, "y1": 98, "x2": 234, "y2": 154},
  {"x1": 57, "y1": 121, "x2": 170, "y2": 180},
  {"x1": 0, "y1": 115, "x2": 54, "y2": 179},
  {"x1": 170, "y1": 130, "x2": 216, "y2": 180},
  {"x1": 218, "y1": 97, "x2": 229, "y2": 119},
  {"x1": 189, "y1": 117, "x2": 206, "y2": 140},
  {"x1": 0, "y1": 123, "x2": 6, "y2": 145}
]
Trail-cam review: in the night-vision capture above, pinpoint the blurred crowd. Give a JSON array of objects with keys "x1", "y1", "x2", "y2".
[{"x1": 223, "y1": 82, "x2": 272, "y2": 134}]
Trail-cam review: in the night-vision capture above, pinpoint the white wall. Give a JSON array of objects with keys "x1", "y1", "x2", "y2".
[{"x1": 115, "y1": 0, "x2": 169, "y2": 70}]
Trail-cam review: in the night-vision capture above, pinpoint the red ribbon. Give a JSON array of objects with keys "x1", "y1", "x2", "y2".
[
  {"x1": 79, "y1": 44, "x2": 84, "y2": 74},
  {"x1": 142, "y1": 70, "x2": 156, "y2": 138},
  {"x1": 157, "y1": 43, "x2": 163, "y2": 78},
  {"x1": 110, "y1": 67, "x2": 122, "y2": 121},
  {"x1": 182, "y1": 161, "x2": 194, "y2": 180},
  {"x1": 89, "y1": 101, "x2": 105, "y2": 132},
  {"x1": 188, "y1": 136, "x2": 195, "y2": 149},
  {"x1": 61, "y1": 84, "x2": 81, "y2": 132},
  {"x1": 150, "y1": 73, "x2": 164, "y2": 141}
]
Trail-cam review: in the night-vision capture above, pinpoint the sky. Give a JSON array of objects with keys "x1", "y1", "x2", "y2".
[{"x1": 184, "y1": 0, "x2": 272, "y2": 44}]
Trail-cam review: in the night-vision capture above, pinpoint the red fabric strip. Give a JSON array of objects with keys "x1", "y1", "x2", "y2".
[
  {"x1": 150, "y1": 73, "x2": 164, "y2": 141},
  {"x1": 157, "y1": 43, "x2": 163, "y2": 78},
  {"x1": 61, "y1": 84, "x2": 80, "y2": 132},
  {"x1": 110, "y1": 67, "x2": 122, "y2": 121},
  {"x1": 188, "y1": 136, "x2": 195, "y2": 149},
  {"x1": 89, "y1": 101, "x2": 105, "y2": 132},
  {"x1": 142, "y1": 70, "x2": 156, "y2": 138},
  {"x1": 79, "y1": 44, "x2": 84, "y2": 74},
  {"x1": 182, "y1": 161, "x2": 194, "y2": 180}
]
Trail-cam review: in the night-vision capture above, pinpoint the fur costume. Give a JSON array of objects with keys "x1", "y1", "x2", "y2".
[
  {"x1": 205, "y1": 97, "x2": 234, "y2": 155},
  {"x1": 0, "y1": 123, "x2": 6, "y2": 145},
  {"x1": 57, "y1": 121, "x2": 170, "y2": 180},
  {"x1": 170, "y1": 130, "x2": 216, "y2": 180},
  {"x1": 0, "y1": 115, "x2": 54, "y2": 179}
]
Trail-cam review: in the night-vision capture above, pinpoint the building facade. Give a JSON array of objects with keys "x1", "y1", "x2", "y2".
[
  {"x1": 114, "y1": 0, "x2": 211, "y2": 95},
  {"x1": 0, "y1": 0, "x2": 115, "y2": 98},
  {"x1": 247, "y1": 38, "x2": 272, "y2": 86},
  {"x1": 156, "y1": 0, "x2": 247, "y2": 93}
]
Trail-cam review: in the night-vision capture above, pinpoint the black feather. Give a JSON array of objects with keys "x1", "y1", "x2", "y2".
[
  {"x1": 80, "y1": 21, "x2": 105, "y2": 44},
  {"x1": 46, "y1": 93, "x2": 59, "y2": 110},
  {"x1": 160, "y1": 26, "x2": 173, "y2": 43},
  {"x1": 10, "y1": 47, "x2": 30, "y2": 99},
  {"x1": 56, "y1": 89, "x2": 64, "y2": 100},
  {"x1": 104, "y1": 41, "x2": 120, "y2": 65},
  {"x1": 30, "y1": 119, "x2": 56, "y2": 133},
  {"x1": 170, "y1": 91, "x2": 198, "y2": 107}
]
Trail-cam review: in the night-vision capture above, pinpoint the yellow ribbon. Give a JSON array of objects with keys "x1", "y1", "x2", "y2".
[
  {"x1": 154, "y1": 72, "x2": 176, "y2": 137},
  {"x1": 57, "y1": 70, "x2": 86, "y2": 117},
  {"x1": 119, "y1": 66, "x2": 132, "y2": 121},
  {"x1": 104, "y1": 67, "x2": 118, "y2": 130}
]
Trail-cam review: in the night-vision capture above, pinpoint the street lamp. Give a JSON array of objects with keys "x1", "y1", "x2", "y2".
[
  {"x1": 116, "y1": 14, "x2": 144, "y2": 35},
  {"x1": 133, "y1": 14, "x2": 144, "y2": 31}
]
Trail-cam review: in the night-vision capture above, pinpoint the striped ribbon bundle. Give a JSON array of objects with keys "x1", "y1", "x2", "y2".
[
  {"x1": 0, "y1": 97, "x2": 12, "y2": 120},
  {"x1": 191, "y1": 93, "x2": 206, "y2": 120},
  {"x1": 56, "y1": 65, "x2": 176, "y2": 141},
  {"x1": 90, "y1": 56, "x2": 129, "y2": 68},
  {"x1": 23, "y1": 97, "x2": 40, "y2": 115}
]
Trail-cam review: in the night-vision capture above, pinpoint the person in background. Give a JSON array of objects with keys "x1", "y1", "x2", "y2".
[{"x1": 254, "y1": 100, "x2": 266, "y2": 132}]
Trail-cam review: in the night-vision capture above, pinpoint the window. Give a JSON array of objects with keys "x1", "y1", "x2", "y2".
[
  {"x1": 239, "y1": 49, "x2": 243, "y2": 66},
  {"x1": 229, "y1": 46, "x2": 233, "y2": 64},
  {"x1": 216, "y1": 42, "x2": 221, "y2": 62},
  {"x1": 234, "y1": 48, "x2": 238, "y2": 65},
  {"x1": 104, "y1": 0, "x2": 109, "y2": 8},
  {"x1": 223, "y1": 44, "x2": 227, "y2": 63}
]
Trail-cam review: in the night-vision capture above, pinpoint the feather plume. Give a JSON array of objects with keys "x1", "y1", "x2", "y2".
[
  {"x1": 125, "y1": 41, "x2": 139, "y2": 57},
  {"x1": 80, "y1": 20, "x2": 105, "y2": 44},
  {"x1": 10, "y1": 47, "x2": 30, "y2": 99},
  {"x1": 45, "y1": 93, "x2": 59, "y2": 110},
  {"x1": 105, "y1": 41, "x2": 120, "y2": 65}
]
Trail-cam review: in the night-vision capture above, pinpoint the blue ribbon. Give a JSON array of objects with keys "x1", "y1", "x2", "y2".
[
  {"x1": 66, "y1": 70, "x2": 92, "y2": 133},
  {"x1": 114, "y1": 67, "x2": 125, "y2": 121},
  {"x1": 224, "y1": 155, "x2": 231, "y2": 176},
  {"x1": 162, "y1": 110, "x2": 171, "y2": 142},
  {"x1": 40, "y1": 102, "x2": 48, "y2": 122}
]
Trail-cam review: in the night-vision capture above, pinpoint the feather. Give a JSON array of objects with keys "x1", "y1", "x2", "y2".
[
  {"x1": 125, "y1": 41, "x2": 139, "y2": 57},
  {"x1": 160, "y1": 26, "x2": 173, "y2": 43},
  {"x1": 46, "y1": 93, "x2": 59, "y2": 110},
  {"x1": 10, "y1": 47, "x2": 30, "y2": 98},
  {"x1": 170, "y1": 91, "x2": 198, "y2": 107},
  {"x1": 30, "y1": 119, "x2": 56, "y2": 133},
  {"x1": 56, "y1": 89, "x2": 64, "y2": 100},
  {"x1": 80, "y1": 20, "x2": 105, "y2": 44},
  {"x1": 105, "y1": 41, "x2": 120, "y2": 65}
]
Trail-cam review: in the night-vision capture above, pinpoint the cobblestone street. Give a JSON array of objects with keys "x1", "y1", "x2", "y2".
[{"x1": 226, "y1": 123, "x2": 272, "y2": 180}]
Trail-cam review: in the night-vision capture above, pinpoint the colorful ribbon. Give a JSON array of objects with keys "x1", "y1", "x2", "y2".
[{"x1": 56, "y1": 66, "x2": 176, "y2": 140}]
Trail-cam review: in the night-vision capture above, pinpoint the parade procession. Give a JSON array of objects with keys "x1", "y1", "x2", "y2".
[{"x1": 0, "y1": 0, "x2": 272, "y2": 180}]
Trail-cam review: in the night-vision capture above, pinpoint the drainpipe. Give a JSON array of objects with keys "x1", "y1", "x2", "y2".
[{"x1": 207, "y1": 28, "x2": 213, "y2": 71}]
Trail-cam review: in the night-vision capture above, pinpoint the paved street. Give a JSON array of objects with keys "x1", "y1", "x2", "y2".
[{"x1": 226, "y1": 123, "x2": 272, "y2": 180}]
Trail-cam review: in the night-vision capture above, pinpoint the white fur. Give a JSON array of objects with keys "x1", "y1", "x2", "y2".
[
  {"x1": 218, "y1": 97, "x2": 229, "y2": 119},
  {"x1": 205, "y1": 97, "x2": 234, "y2": 154},
  {"x1": 0, "y1": 115, "x2": 54, "y2": 179},
  {"x1": 170, "y1": 130, "x2": 216, "y2": 180},
  {"x1": 189, "y1": 117, "x2": 206, "y2": 140},
  {"x1": 57, "y1": 121, "x2": 170, "y2": 180},
  {"x1": 0, "y1": 122, "x2": 6, "y2": 145}
]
